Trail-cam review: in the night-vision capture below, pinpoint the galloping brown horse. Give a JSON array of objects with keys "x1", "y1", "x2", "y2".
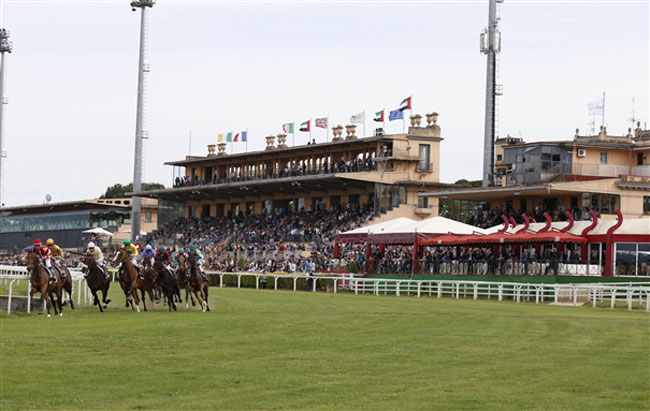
[
  {"x1": 139, "y1": 258, "x2": 158, "y2": 311},
  {"x1": 114, "y1": 249, "x2": 142, "y2": 312},
  {"x1": 153, "y1": 256, "x2": 177, "y2": 312},
  {"x1": 53, "y1": 262, "x2": 75, "y2": 310},
  {"x1": 27, "y1": 252, "x2": 63, "y2": 317},
  {"x1": 82, "y1": 254, "x2": 111, "y2": 312},
  {"x1": 176, "y1": 256, "x2": 193, "y2": 308},
  {"x1": 187, "y1": 256, "x2": 209, "y2": 312}
]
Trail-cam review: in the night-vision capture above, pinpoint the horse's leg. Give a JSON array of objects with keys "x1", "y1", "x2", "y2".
[
  {"x1": 56, "y1": 284, "x2": 63, "y2": 316},
  {"x1": 203, "y1": 284, "x2": 210, "y2": 312},
  {"x1": 91, "y1": 289, "x2": 103, "y2": 312},
  {"x1": 132, "y1": 285, "x2": 140, "y2": 312},
  {"x1": 140, "y1": 287, "x2": 147, "y2": 311},
  {"x1": 193, "y1": 290, "x2": 205, "y2": 312},
  {"x1": 65, "y1": 280, "x2": 75, "y2": 309},
  {"x1": 102, "y1": 280, "x2": 111, "y2": 305},
  {"x1": 147, "y1": 288, "x2": 155, "y2": 307}
]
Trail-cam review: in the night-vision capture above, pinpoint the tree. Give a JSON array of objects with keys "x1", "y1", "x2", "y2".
[{"x1": 100, "y1": 182, "x2": 165, "y2": 199}]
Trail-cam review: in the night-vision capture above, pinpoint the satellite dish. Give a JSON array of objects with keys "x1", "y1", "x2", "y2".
[{"x1": 45, "y1": 194, "x2": 52, "y2": 203}]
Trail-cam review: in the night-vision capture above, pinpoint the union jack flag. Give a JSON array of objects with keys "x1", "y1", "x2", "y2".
[{"x1": 315, "y1": 117, "x2": 328, "y2": 129}]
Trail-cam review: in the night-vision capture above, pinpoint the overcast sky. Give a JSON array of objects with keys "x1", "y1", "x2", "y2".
[{"x1": 0, "y1": 0, "x2": 648, "y2": 207}]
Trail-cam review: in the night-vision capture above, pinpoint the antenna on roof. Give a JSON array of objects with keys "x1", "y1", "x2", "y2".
[{"x1": 627, "y1": 97, "x2": 638, "y2": 131}]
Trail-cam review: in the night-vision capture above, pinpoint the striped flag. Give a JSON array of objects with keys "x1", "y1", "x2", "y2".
[
  {"x1": 299, "y1": 120, "x2": 310, "y2": 132},
  {"x1": 399, "y1": 96, "x2": 412, "y2": 111},
  {"x1": 282, "y1": 123, "x2": 294, "y2": 133},
  {"x1": 373, "y1": 110, "x2": 384, "y2": 122},
  {"x1": 226, "y1": 132, "x2": 233, "y2": 143}
]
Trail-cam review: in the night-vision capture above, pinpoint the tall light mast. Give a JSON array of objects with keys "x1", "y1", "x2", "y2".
[
  {"x1": 480, "y1": 0, "x2": 503, "y2": 187},
  {"x1": 0, "y1": 28, "x2": 12, "y2": 208},
  {"x1": 130, "y1": 0, "x2": 154, "y2": 240}
]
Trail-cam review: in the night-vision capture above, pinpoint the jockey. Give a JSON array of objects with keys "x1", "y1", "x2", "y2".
[
  {"x1": 46, "y1": 238, "x2": 64, "y2": 277},
  {"x1": 141, "y1": 244, "x2": 156, "y2": 266},
  {"x1": 188, "y1": 244, "x2": 208, "y2": 282},
  {"x1": 123, "y1": 238, "x2": 139, "y2": 266},
  {"x1": 87, "y1": 242, "x2": 110, "y2": 282},
  {"x1": 33, "y1": 238, "x2": 56, "y2": 283},
  {"x1": 173, "y1": 248, "x2": 187, "y2": 267}
]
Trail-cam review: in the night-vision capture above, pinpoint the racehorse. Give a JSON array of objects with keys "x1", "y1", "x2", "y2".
[
  {"x1": 82, "y1": 254, "x2": 111, "y2": 312},
  {"x1": 53, "y1": 262, "x2": 75, "y2": 310},
  {"x1": 113, "y1": 248, "x2": 142, "y2": 312},
  {"x1": 187, "y1": 255, "x2": 210, "y2": 312},
  {"x1": 139, "y1": 258, "x2": 159, "y2": 311},
  {"x1": 153, "y1": 256, "x2": 177, "y2": 312},
  {"x1": 176, "y1": 255, "x2": 194, "y2": 308},
  {"x1": 27, "y1": 252, "x2": 63, "y2": 317}
]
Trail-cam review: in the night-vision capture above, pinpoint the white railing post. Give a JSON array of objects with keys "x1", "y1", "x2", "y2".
[
  {"x1": 219, "y1": 273, "x2": 224, "y2": 288},
  {"x1": 7, "y1": 279, "x2": 16, "y2": 315},
  {"x1": 274, "y1": 276, "x2": 279, "y2": 291},
  {"x1": 498, "y1": 284, "x2": 503, "y2": 301},
  {"x1": 593, "y1": 288, "x2": 597, "y2": 308},
  {"x1": 572, "y1": 287, "x2": 578, "y2": 307},
  {"x1": 396, "y1": 281, "x2": 401, "y2": 297},
  {"x1": 417, "y1": 281, "x2": 421, "y2": 298},
  {"x1": 26, "y1": 280, "x2": 31, "y2": 313},
  {"x1": 255, "y1": 275, "x2": 259, "y2": 289},
  {"x1": 293, "y1": 276, "x2": 297, "y2": 292},
  {"x1": 627, "y1": 290, "x2": 632, "y2": 311},
  {"x1": 333, "y1": 278, "x2": 338, "y2": 293},
  {"x1": 610, "y1": 289, "x2": 616, "y2": 309},
  {"x1": 554, "y1": 287, "x2": 558, "y2": 304},
  {"x1": 437, "y1": 282, "x2": 442, "y2": 298},
  {"x1": 473, "y1": 283, "x2": 478, "y2": 300}
]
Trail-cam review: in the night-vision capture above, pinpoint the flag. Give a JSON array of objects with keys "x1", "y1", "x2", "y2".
[
  {"x1": 217, "y1": 133, "x2": 224, "y2": 143},
  {"x1": 241, "y1": 131, "x2": 247, "y2": 142},
  {"x1": 282, "y1": 123, "x2": 294, "y2": 133},
  {"x1": 226, "y1": 132, "x2": 233, "y2": 143},
  {"x1": 315, "y1": 118, "x2": 328, "y2": 128},
  {"x1": 233, "y1": 132, "x2": 239, "y2": 142},
  {"x1": 350, "y1": 111, "x2": 365, "y2": 125},
  {"x1": 389, "y1": 109, "x2": 403, "y2": 121},
  {"x1": 399, "y1": 96, "x2": 412, "y2": 111},
  {"x1": 300, "y1": 120, "x2": 310, "y2": 132},
  {"x1": 588, "y1": 97, "x2": 604, "y2": 116},
  {"x1": 373, "y1": 110, "x2": 384, "y2": 122}
]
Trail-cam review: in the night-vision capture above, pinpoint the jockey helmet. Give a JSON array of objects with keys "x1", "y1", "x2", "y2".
[
  {"x1": 88, "y1": 242, "x2": 96, "y2": 249},
  {"x1": 178, "y1": 248, "x2": 185, "y2": 254},
  {"x1": 33, "y1": 238, "x2": 42, "y2": 246},
  {"x1": 145, "y1": 244, "x2": 153, "y2": 251},
  {"x1": 189, "y1": 244, "x2": 196, "y2": 251},
  {"x1": 46, "y1": 238, "x2": 55, "y2": 246},
  {"x1": 123, "y1": 238, "x2": 131, "y2": 246}
]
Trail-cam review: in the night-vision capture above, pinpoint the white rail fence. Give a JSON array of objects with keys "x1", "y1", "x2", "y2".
[
  {"x1": 0, "y1": 265, "x2": 93, "y2": 315},
  {"x1": 2, "y1": 266, "x2": 649, "y2": 314}
]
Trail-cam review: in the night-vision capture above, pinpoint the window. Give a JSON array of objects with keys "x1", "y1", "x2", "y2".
[
  {"x1": 144, "y1": 212, "x2": 152, "y2": 222},
  {"x1": 417, "y1": 144, "x2": 431, "y2": 172},
  {"x1": 639, "y1": 153, "x2": 645, "y2": 166},
  {"x1": 615, "y1": 243, "x2": 650, "y2": 276},
  {"x1": 644, "y1": 196, "x2": 650, "y2": 215},
  {"x1": 590, "y1": 193, "x2": 619, "y2": 214},
  {"x1": 599, "y1": 152, "x2": 608, "y2": 165},
  {"x1": 418, "y1": 193, "x2": 428, "y2": 208},
  {"x1": 496, "y1": 154, "x2": 503, "y2": 162}
]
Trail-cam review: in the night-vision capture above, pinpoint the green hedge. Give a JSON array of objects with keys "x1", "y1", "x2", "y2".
[{"x1": 209, "y1": 274, "x2": 335, "y2": 291}]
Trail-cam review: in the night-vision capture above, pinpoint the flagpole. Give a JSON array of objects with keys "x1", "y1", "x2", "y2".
[
  {"x1": 602, "y1": 91, "x2": 605, "y2": 128},
  {"x1": 293, "y1": 122, "x2": 295, "y2": 147},
  {"x1": 309, "y1": 119, "x2": 312, "y2": 144},
  {"x1": 383, "y1": 108, "x2": 385, "y2": 134}
]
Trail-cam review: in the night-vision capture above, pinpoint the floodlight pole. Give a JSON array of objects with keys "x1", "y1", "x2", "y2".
[
  {"x1": 0, "y1": 28, "x2": 12, "y2": 209},
  {"x1": 480, "y1": 0, "x2": 503, "y2": 187},
  {"x1": 130, "y1": 0, "x2": 155, "y2": 240}
]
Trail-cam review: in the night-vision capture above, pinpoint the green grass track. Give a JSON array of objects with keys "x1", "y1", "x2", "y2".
[{"x1": 1, "y1": 287, "x2": 648, "y2": 410}]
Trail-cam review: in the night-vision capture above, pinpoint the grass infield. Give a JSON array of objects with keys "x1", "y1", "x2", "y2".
[{"x1": 1, "y1": 287, "x2": 648, "y2": 410}]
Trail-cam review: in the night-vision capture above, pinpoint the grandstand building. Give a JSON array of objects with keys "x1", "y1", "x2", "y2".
[
  {"x1": 131, "y1": 118, "x2": 452, "y2": 224},
  {"x1": 422, "y1": 124, "x2": 650, "y2": 221},
  {"x1": 0, "y1": 198, "x2": 158, "y2": 251}
]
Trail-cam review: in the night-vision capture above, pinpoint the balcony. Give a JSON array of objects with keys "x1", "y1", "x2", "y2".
[{"x1": 506, "y1": 161, "x2": 648, "y2": 186}]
